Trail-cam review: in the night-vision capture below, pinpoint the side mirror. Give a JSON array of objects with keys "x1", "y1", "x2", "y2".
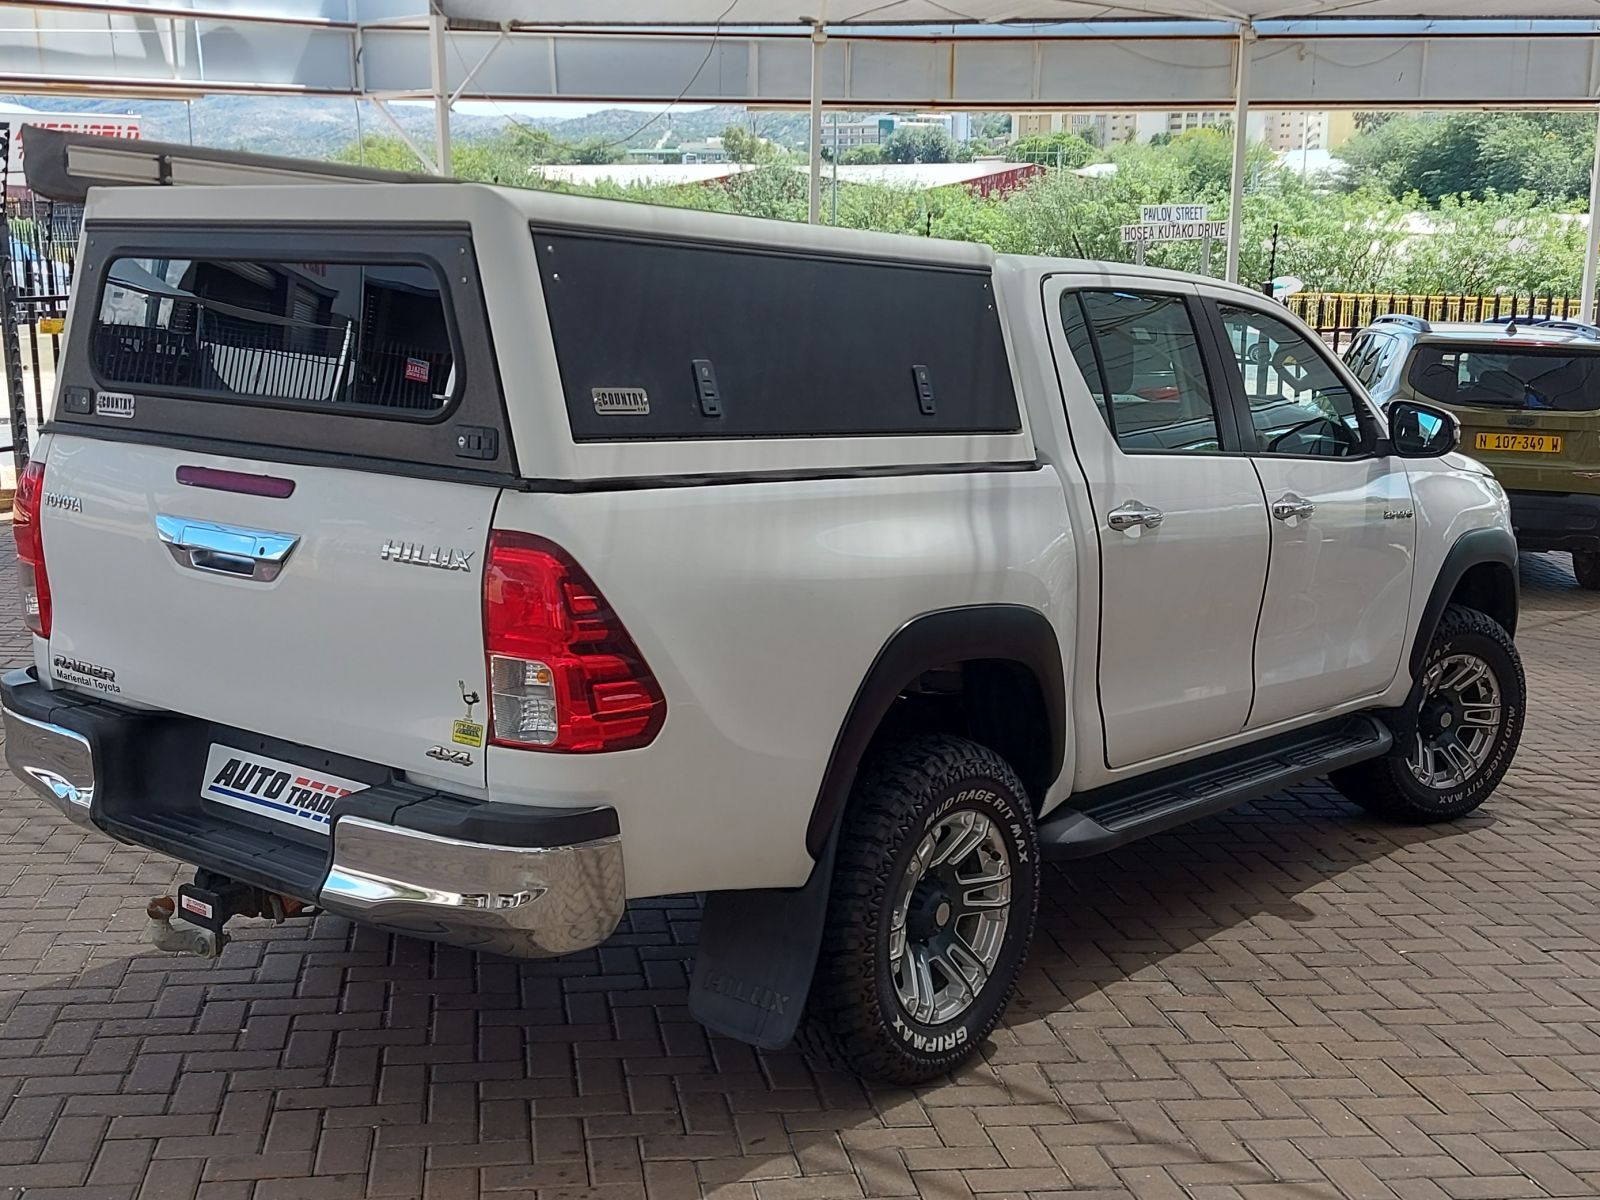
[{"x1": 1388, "y1": 400, "x2": 1460, "y2": 458}]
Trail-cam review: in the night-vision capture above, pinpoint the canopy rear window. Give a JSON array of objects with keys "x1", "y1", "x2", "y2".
[
  {"x1": 1408, "y1": 344, "x2": 1600, "y2": 412},
  {"x1": 93, "y1": 255, "x2": 456, "y2": 416},
  {"x1": 56, "y1": 224, "x2": 512, "y2": 481}
]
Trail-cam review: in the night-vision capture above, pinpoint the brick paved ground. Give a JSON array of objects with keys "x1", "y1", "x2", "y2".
[{"x1": 3, "y1": 534, "x2": 1600, "y2": 1200}]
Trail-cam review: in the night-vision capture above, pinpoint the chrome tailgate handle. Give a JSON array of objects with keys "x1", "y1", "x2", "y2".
[{"x1": 155, "y1": 515, "x2": 300, "y2": 582}]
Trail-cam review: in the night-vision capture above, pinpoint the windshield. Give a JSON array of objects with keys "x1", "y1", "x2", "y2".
[{"x1": 1408, "y1": 344, "x2": 1600, "y2": 411}]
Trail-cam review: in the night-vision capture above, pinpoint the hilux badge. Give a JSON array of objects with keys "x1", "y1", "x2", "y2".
[{"x1": 380, "y1": 541, "x2": 473, "y2": 571}]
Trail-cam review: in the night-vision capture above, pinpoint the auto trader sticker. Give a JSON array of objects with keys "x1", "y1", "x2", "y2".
[{"x1": 199, "y1": 745, "x2": 369, "y2": 834}]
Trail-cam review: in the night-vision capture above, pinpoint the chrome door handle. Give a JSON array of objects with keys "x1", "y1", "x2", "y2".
[
  {"x1": 155, "y1": 515, "x2": 300, "y2": 582},
  {"x1": 1271, "y1": 493, "x2": 1317, "y2": 522},
  {"x1": 1107, "y1": 500, "x2": 1165, "y2": 532}
]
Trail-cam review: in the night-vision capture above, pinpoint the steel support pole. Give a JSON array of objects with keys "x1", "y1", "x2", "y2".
[
  {"x1": 429, "y1": 4, "x2": 452, "y2": 176},
  {"x1": 1582, "y1": 108, "x2": 1600, "y2": 323},
  {"x1": 808, "y1": 23, "x2": 825, "y2": 225},
  {"x1": 1225, "y1": 22, "x2": 1253, "y2": 284},
  {"x1": 0, "y1": 127, "x2": 30, "y2": 473}
]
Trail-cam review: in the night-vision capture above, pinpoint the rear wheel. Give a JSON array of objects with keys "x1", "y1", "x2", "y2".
[
  {"x1": 1331, "y1": 605, "x2": 1524, "y2": 822},
  {"x1": 809, "y1": 735, "x2": 1039, "y2": 1085},
  {"x1": 1573, "y1": 550, "x2": 1600, "y2": 591}
]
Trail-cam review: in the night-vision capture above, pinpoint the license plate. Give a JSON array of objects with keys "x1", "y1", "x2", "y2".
[
  {"x1": 199, "y1": 745, "x2": 367, "y2": 835},
  {"x1": 1475, "y1": 432, "x2": 1563, "y2": 453}
]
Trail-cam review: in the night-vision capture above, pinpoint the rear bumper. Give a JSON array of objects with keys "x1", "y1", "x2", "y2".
[
  {"x1": 1508, "y1": 489, "x2": 1600, "y2": 553},
  {"x1": 1, "y1": 670, "x2": 625, "y2": 957}
]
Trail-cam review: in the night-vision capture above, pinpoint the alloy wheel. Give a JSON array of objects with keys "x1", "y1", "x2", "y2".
[
  {"x1": 1408, "y1": 652, "x2": 1503, "y2": 790},
  {"x1": 887, "y1": 808, "x2": 1012, "y2": 1026}
]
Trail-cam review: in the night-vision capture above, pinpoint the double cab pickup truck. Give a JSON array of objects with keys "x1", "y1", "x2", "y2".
[{"x1": 4, "y1": 181, "x2": 1523, "y2": 1083}]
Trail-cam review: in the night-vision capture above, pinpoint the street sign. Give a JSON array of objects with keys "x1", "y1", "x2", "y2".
[
  {"x1": 1140, "y1": 204, "x2": 1208, "y2": 223},
  {"x1": 1120, "y1": 219, "x2": 1227, "y2": 244},
  {"x1": 1119, "y1": 203, "x2": 1225, "y2": 272}
]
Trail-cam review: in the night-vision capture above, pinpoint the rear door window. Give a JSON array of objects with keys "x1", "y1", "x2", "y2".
[
  {"x1": 1060, "y1": 289, "x2": 1228, "y2": 454},
  {"x1": 1408, "y1": 345, "x2": 1600, "y2": 411}
]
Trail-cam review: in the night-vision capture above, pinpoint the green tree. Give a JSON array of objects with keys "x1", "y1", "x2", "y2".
[
  {"x1": 1011, "y1": 131, "x2": 1094, "y2": 169},
  {"x1": 970, "y1": 113, "x2": 1013, "y2": 142},
  {"x1": 882, "y1": 125, "x2": 955, "y2": 164},
  {"x1": 1338, "y1": 113, "x2": 1595, "y2": 206},
  {"x1": 569, "y1": 137, "x2": 624, "y2": 165},
  {"x1": 840, "y1": 145, "x2": 885, "y2": 165},
  {"x1": 720, "y1": 124, "x2": 775, "y2": 165}
]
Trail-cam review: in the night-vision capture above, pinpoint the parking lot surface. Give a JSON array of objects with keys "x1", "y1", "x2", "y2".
[{"x1": 2, "y1": 533, "x2": 1599, "y2": 1200}]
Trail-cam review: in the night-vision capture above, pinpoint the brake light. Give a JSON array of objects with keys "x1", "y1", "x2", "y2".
[
  {"x1": 13, "y1": 460, "x2": 50, "y2": 638},
  {"x1": 483, "y1": 532, "x2": 664, "y2": 752}
]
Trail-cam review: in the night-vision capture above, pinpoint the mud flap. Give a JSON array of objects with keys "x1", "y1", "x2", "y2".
[{"x1": 688, "y1": 827, "x2": 839, "y2": 1050}]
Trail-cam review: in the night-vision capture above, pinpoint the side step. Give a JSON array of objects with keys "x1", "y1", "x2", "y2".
[{"x1": 1039, "y1": 715, "x2": 1392, "y2": 860}]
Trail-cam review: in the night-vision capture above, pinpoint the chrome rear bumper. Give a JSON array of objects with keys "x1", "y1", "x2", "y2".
[
  {"x1": 4, "y1": 706, "x2": 96, "y2": 826},
  {"x1": 1, "y1": 697, "x2": 625, "y2": 958},
  {"x1": 319, "y1": 815, "x2": 625, "y2": 957}
]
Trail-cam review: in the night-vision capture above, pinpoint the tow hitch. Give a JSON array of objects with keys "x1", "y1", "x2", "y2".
[{"x1": 146, "y1": 872, "x2": 310, "y2": 959}]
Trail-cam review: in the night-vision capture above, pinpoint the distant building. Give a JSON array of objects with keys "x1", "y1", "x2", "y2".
[
  {"x1": 626, "y1": 136, "x2": 733, "y2": 164},
  {"x1": 1012, "y1": 111, "x2": 1156, "y2": 146},
  {"x1": 1010, "y1": 109, "x2": 1356, "y2": 151},
  {"x1": 1254, "y1": 111, "x2": 1356, "y2": 153},
  {"x1": 821, "y1": 112, "x2": 971, "y2": 154}
]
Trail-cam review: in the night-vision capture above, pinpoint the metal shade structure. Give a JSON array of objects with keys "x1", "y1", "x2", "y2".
[
  {"x1": 6, "y1": 1, "x2": 1600, "y2": 299},
  {"x1": 438, "y1": 2, "x2": 1600, "y2": 21}
]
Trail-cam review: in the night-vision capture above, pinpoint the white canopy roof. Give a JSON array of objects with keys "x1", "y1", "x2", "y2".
[{"x1": 438, "y1": 1, "x2": 1600, "y2": 25}]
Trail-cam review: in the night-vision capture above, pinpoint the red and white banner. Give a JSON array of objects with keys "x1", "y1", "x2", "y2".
[{"x1": 1, "y1": 109, "x2": 142, "y2": 176}]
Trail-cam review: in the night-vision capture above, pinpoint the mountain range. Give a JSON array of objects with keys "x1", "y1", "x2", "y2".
[{"x1": 0, "y1": 94, "x2": 816, "y2": 160}]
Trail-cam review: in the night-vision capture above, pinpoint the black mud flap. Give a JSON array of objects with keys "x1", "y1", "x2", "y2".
[{"x1": 688, "y1": 828, "x2": 839, "y2": 1050}]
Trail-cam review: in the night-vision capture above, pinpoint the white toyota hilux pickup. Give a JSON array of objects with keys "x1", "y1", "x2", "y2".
[{"x1": 4, "y1": 181, "x2": 1523, "y2": 1083}]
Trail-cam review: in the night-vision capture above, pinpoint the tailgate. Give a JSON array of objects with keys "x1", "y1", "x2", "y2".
[
  {"x1": 40, "y1": 435, "x2": 496, "y2": 786},
  {"x1": 33, "y1": 216, "x2": 515, "y2": 791}
]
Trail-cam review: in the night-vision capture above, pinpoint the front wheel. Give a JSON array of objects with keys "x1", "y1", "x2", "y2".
[
  {"x1": 1573, "y1": 550, "x2": 1600, "y2": 591},
  {"x1": 809, "y1": 735, "x2": 1039, "y2": 1085},
  {"x1": 1331, "y1": 604, "x2": 1524, "y2": 822}
]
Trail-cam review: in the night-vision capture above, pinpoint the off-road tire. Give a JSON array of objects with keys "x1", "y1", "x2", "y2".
[
  {"x1": 808, "y1": 735, "x2": 1039, "y2": 1085},
  {"x1": 1331, "y1": 605, "x2": 1524, "y2": 822},
  {"x1": 1573, "y1": 551, "x2": 1600, "y2": 591}
]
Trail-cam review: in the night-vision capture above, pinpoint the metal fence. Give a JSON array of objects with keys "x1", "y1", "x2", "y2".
[
  {"x1": 1, "y1": 123, "x2": 86, "y2": 471},
  {"x1": 1288, "y1": 292, "x2": 1583, "y2": 353}
]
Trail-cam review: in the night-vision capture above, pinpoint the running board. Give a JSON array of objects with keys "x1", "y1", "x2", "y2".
[{"x1": 1039, "y1": 715, "x2": 1392, "y2": 860}]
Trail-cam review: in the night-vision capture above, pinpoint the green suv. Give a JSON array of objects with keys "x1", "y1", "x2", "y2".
[{"x1": 1347, "y1": 313, "x2": 1600, "y2": 589}]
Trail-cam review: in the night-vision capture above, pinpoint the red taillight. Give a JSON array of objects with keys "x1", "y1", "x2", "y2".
[
  {"x1": 13, "y1": 459, "x2": 50, "y2": 638},
  {"x1": 483, "y1": 532, "x2": 664, "y2": 753}
]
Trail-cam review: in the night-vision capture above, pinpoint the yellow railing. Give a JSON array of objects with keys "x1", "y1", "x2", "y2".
[{"x1": 1287, "y1": 292, "x2": 1582, "y2": 334}]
